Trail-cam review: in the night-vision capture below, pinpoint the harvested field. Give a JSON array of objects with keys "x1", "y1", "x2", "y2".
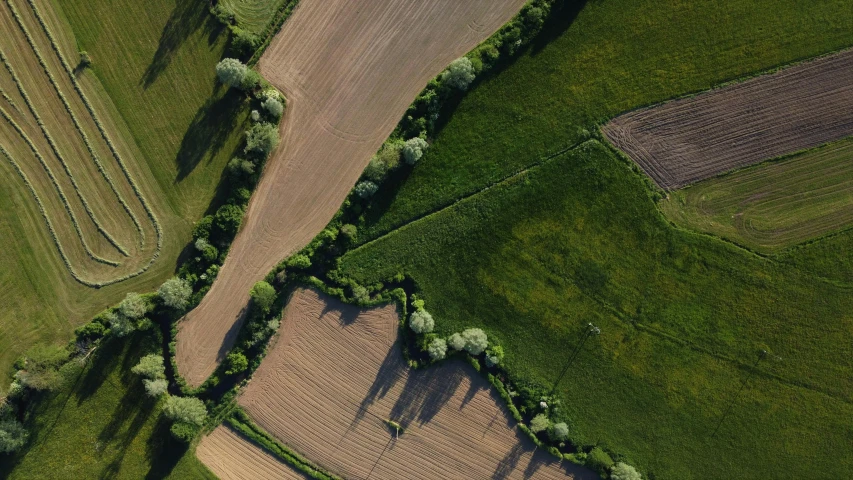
[
  {"x1": 602, "y1": 49, "x2": 853, "y2": 190},
  {"x1": 237, "y1": 288, "x2": 595, "y2": 480},
  {"x1": 197, "y1": 425, "x2": 308, "y2": 480},
  {"x1": 661, "y1": 137, "x2": 853, "y2": 252},
  {"x1": 176, "y1": 0, "x2": 527, "y2": 387}
]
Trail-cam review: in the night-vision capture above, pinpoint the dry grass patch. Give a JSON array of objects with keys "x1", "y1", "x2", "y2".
[
  {"x1": 197, "y1": 425, "x2": 309, "y2": 480},
  {"x1": 603, "y1": 49, "x2": 853, "y2": 190},
  {"x1": 238, "y1": 289, "x2": 595, "y2": 480},
  {"x1": 176, "y1": 0, "x2": 527, "y2": 387}
]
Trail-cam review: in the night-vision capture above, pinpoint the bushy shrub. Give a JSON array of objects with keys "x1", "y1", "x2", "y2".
[
  {"x1": 442, "y1": 57, "x2": 475, "y2": 90},
  {"x1": 402, "y1": 137, "x2": 428, "y2": 165},
  {"x1": 15, "y1": 344, "x2": 68, "y2": 391},
  {"x1": 224, "y1": 352, "x2": 249, "y2": 375},
  {"x1": 132, "y1": 354, "x2": 166, "y2": 379},
  {"x1": 287, "y1": 254, "x2": 311, "y2": 269},
  {"x1": 241, "y1": 69, "x2": 261, "y2": 91},
  {"x1": 211, "y1": 3, "x2": 235, "y2": 25},
  {"x1": 530, "y1": 413, "x2": 550, "y2": 433},
  {"x1": 376, "y1": 142, "x2": 402, "y2": 170},
  {"x1": 158, "y1": 277, "x2": 192, "y2": 310},
  {"x1": 261, "y1": 96, "x2": 284, "y2": 119},
  {"x1": 354, "y1": 181, "x2": 378, "y2": 198},
  {"x1": 549, "y1": 422, "x2": 569, "y2": 442},
  {"x1": 586, "y1": 447, "x2": 615, "y2": 476},
  {"x1": 611, "y1": 462, "x2": 642, "y2": 480},
  {"x1": 461, "y1": 328, "x2": 488, "y2": 355},
  {"x1": 170, "y1": 421, "x2": 200, "y2": 443},
  {"x1": 250, "y1": 281, "x2": 276, "y2": 312},
  {"x1": 351, "y1": 284, "x2": 370, "y2": 304},
  {"x1": 448, "y1": 332, "x2": 465, "y2": 351},
  {"x1": 485, "y1": 345, "x2": 504, "y2": 367},
  {"x1": 0, "y1": 419, "x2": 28, "y2": 453},
  {"x1": 231, "y1": 27, "x2": 259, "y2": 57},
  {"x1": 214, "y1": 204, "x2": 245, "y2": 239},
  {"x1": 409, "y1": 310, "x2": 434, "y2": 334},
  {"x1": 340, "y1": 224, "x2": 357, "y2": 241},
  {"x1": 107, "y1": 311, "x2": 134, "y2": 337},
  {"x1": 216, "y1": 58, "x2": 247, "y2": 88},
  {"x1": 193, "y1": 215, "x2": 214, "y2": 240},
  {"x1": 244, "y1": 122, "x2": 280, "y2": 156},
  {"x1": 427, "y1": 338, "x2": 447, "y2": 361},
  {"x1": 119, "y1": 292, "x2": 148, "y2": 320},
  {"x1": 78, "y1": 51, "x2": 92, "y2": 68},
  {"x1": 250, "y1": 110, "x2": 260, "y2": 122},
  {"x1": 143, "y1": 378, "x2": 168, "y2": 397},
  {"x1": 163, "y1": 396, "x2": 207, "y2": 426},
  {"x1": 75, "y1": 321, "x2": 105, "y2": 340},
  {"x1": 363, "y1": 157, "x2": 388, "y2": 183}
]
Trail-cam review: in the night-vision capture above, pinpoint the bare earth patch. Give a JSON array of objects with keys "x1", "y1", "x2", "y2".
[
  {"x1": 236, "y1": 288, "x2": 596, "y2": 480},
  {"x1": 197, "y1": 424, "x2": 309, "y2": 480},
  {"x1": 602, "y1": 49, "x2": 853, "y2": 190},
  {"x1": 177, "y1": 0, "x2": 527, "y2": 387}
]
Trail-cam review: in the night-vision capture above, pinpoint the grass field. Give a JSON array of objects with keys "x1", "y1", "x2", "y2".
[
  {"x1": 340, "y1": 141, "x2": 853, "y2": 479},
  {"x1": 358, "y1": 0, "x2": 853, "y2": 242},
  {"x1": 0, "y1": 335, "x2": 216, "y2": 479},
  {"x1": 220, "y1": 0, "x2": 286, "y2": 34},
  {"x1": 0, "y1": 0, "x2": 248, "y2": 383},
  {"x1": 336, "y1": 0, "x2": 853, "y2": 478},
  {"x1": 661, "y1": 137, "x2": 853, "y2": 253}
]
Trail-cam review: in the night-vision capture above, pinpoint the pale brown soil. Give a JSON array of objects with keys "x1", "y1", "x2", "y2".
[
  {"x1": 176, "y1": 0, "x2": 527, "y2": 387},
  {"x1": 237, "y1": 289, "x2": 596, "y2": 480},
  {"x1": 196, "y1": 424, "x2": 309, "y2": 480},
  {"x1": 602, "y1": 49, "x2": 853, "y2": 190}
]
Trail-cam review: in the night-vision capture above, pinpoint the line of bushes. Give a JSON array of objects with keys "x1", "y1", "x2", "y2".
[{"x1": 209, "y1": 0, "x2": 301, "y2": 63}]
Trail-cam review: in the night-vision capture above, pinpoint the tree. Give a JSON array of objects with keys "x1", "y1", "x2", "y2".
[
  {"x1": 485, "y1": 345, "x2": 504, "y2": 367},
  {"x1": 0, "y1": 420, "x2": 28, "y2": 453},
  {"x1": 224, "y1": 352, "x2": 249, "y2": 375},
  {"x1": 461, "y1": 328, "x2": 488, "y2": 355},
  {"x1": 354, "y1": 181, "x2": 378, "y2": 198},
  {"x1": 163, "y1": 396, "x2": 207, "y2": 426},
  {"x1": 119, "y1": 292, "x2": 148, "y2": 320},
  {"x1": 143, "y1": 378, "x2": 169, "y2": 397},
  {"x1": 158, "y1": 277, "x2": 192, "y2": 310},
  {"x1": 132, "y1": 354, "x2": 166, "y2": 379},
  {"x1": 340, "y1": 224, "x2": 357, "y2": 241},
  {"x1": 244, "y1": 122, "x2": 280, "y2": 156},
  {"x1": 610, "y1": 463, "x2": 642, "y2": 480},
  {"x1": 231, "y1": 27, "x2": 259, "y2": 56},
  {"x1": 214, "y1": 204, "x2": 245, "y2": 239},
  {"x1": 216, "y1": 58, "x2": 247, "y2": 88},
  {"x1": 427, "y1": 338, "x2": 447, "y2": 361},
  {"x1": 261, "y1": 96, "x2": 284, "y2": 118},
  {"x1": 401, "y1": 137, "x2": 428, "y2": 165},
  {"x1": 442, "y1": 57, "x2": 475, "y2": 90},
  {"x1": 250, "y1": 281, "x2": 276, "y2": 312},
  {"x1": 170, "y1": 421, "x2": 200, "y2": 443},
  {"x1": 549, "y1": 422, "x2": 569, "y2": 442},
  {"x1": 363, "y1": 157, "x2": 388, "y2": 183},
  {"x1": 106, "y1": 312, "x2": 134, "y2": 338},
  {"x1": 409, "y1": 310, "x2": 434, "y2": 334},
  {"x1": 529, "y1": 413, "x2": 550, "y2": 433},
  {"x1": 16, "y1": 344, "x2": 68, "y2": 391}
]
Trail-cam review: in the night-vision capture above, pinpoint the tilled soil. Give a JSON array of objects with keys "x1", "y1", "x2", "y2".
[
  {"x1": 602, "y1": 49, "x2": 853, "y2": 190},
  {"x1": 196, "y1": 425, "x2": 309, "y2": 480},
  {"x1": 176, "y1": 0, "x2": 527, "y2": 387},
  {"x1": 237, "y1": 288, "x2": 596, "y2": 480}
]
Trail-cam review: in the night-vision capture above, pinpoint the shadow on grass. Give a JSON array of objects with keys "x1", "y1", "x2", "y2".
[{"x1": 144, "y1": 415, "x2": 188, "y2": 479}]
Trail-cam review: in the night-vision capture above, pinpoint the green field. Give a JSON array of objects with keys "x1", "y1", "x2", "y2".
[
  {"x1": 660, "y1": 138, "x2": 853, "y2": 253},
  {"x1": 0, "y1": 335, "x2": 216, "y2": 479},
  {"x1": 339, "y1": 0, "x2": 853, "y2": 478},
  {"x1": 0, "y1": 0, "x2": 247, "y2": 383}
]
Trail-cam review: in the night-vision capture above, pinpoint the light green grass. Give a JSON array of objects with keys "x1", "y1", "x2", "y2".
[
  {"x1": 0, "y1": 335, "x2": 216, "y2": 479},
  {"x1": 221, "y1": 0, "x2": 286, "y2": 34},
  {"x1": 661, "y1": 137, "x2": 853, "y2": 253}
]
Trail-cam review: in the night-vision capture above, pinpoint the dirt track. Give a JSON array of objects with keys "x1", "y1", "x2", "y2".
[
  {"x1": 197, "y1": 425, "x2": 309, "y2": 480},
  {"x1": 236, "y1": 289, "x2": 596, "y2": 480},
  {"x1": 176, "y1": 0, "x2": 527, "y2": 387},
  {"x1": 602, "y1": 49, "x2": 853, "y2": 190}
]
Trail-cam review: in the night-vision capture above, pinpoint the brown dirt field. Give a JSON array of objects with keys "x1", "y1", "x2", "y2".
[
  {"x1": 602, "y1": 49, "x2": 853, "y2": 190},
  {"x1": 197, "y1": 425, "x2": 309, "y2": 480},
  {"x1": 176, "y1": 0, "x2": 527, "y2": 387},
  {"x1": 237, "y1": 288, "x2": 597, "y2": 480}
]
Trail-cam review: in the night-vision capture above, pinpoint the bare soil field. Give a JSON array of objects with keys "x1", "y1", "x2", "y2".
[
  {"x1": 176, "y1": 0, "x2": 527, "y2": 387},
  {"x1": 197, "y1": 425, "x2": 309, "y2": 480},
  {"x1": 236, "y1": 288, "x2": 595, "y2": 480},
  {"x1": 602, "y1": 49, "x2": 853, "y2": 190}
]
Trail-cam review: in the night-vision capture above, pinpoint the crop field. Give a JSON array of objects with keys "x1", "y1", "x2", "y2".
[
  {"x1": 602, "y1": 49, "x2": 853, "y2": 190},
  {"x1": 661, "y1": 137, "x2": 853, "y2": 252},
  {"x1": 197, "y1": 426, "x2": 308, "y2": 480},
  {"x1": 176, "y1": 0, "x2": 527, "y2": 387},
  {"x1": 235, "y1": 288, "x2": 594, "y2": 480},
  {"x1": 0, "y1": 0, "x2": 247, "y2": 381}
]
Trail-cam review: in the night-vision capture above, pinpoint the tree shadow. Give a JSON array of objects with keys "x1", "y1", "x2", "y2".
[
  {"x1": 320, "y1": 299, "x2": 360, "y2": 326},
  {"x1": 388, "y1": 364, "x2": 465, "y2": 428},
  {"x1": 530, "y1": 0, "x2": 590, "y2": 55},
  {"x1": 144, "y1": 415, "x2": 188, "y2": 479},
  {"x1": 351, "y1": 346, "x2": 407, "y2": 427},
  {"x1": 140, "y1": 1, "x2": 224, "y2": 88},
  {"x1": 174, "y1": 88, "x2": 247, "y2": 182},
  {"x1": 493, "y1": 443, "x2": 527, "y2": 480}
]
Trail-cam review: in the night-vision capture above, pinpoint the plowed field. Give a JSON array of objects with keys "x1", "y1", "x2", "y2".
[
  {"x1": 176, "y1": 0, "x2": 526, "y2": 387},
  {"x1": 197, "y1": 425, "x2": 308, "y2": 480},
  {"x1": 237, "y1": 288, "x2": 595, "y2": 480},
  {"x1": 602, "y1": 49, "x2": 853, "y2": 190}
]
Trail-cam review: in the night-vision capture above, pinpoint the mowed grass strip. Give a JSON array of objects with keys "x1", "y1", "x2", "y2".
[
  {"x1": 339, "y1": 141, "x2": 853, "y2": 479},
  {"x1": 661, "y1": 137, "x2": 853, "y2": 252},
  {"x1": 220, "y1": 0, "x2": 287, "y2": 34}
]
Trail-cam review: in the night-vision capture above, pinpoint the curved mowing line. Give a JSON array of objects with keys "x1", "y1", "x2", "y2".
[
  {"x1": 2, "y1": 2, "x2": 132, "y2": 258},
  {"x1": 0, "y1": 106, "x2": 118, "y2": 266},
  {"x1": 21, "y1": 0, "x2": 164, "y2": 263}
]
